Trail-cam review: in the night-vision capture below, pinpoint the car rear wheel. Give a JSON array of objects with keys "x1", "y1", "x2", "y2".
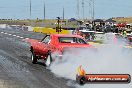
[
  {"x1": 45, "y1": 52, "x2": 52, "y2": 66},
  {"x1": 31, "y1": 51, "x2": 37, "y2": 64}
]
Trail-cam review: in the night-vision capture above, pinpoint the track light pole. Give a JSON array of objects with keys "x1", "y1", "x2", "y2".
[
  {"x1": 44, "y1": 1, "x2": 46, "y2": 20},
  {"x1": 82, "y1": 0, "x2": 84, "y2": 20},
  {"x1": 30, "y1": 0, "x2": 31, "y2": 20},
  {"x1": 92, "y1": 0, "x2": 95, "y2": 31},
  {"x1": 92, "y1": 0, "x2": 95, "y2": 21},
  {"x1": 63, "y1": 7, "x2": 64, "y2": 20},
  {"x1": 29, "y1": 0, "x2": 32, "y2": 26}
]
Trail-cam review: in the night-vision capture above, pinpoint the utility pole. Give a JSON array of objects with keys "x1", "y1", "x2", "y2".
[
  {"x1": 82, "y1": 0, "x2": 84, "y2": 20},
  {"x1": 29, "y1": 0, "x2": 32, "y2": 26},
  {"x1": 77, "y1": 0, "x2": 80, "y2": 19},
  {"x1": 92, "y1": 0, "x2": 95, "y2": 21},
  {"x1": 44, "y1": 1, "x2": 46, "y2": 20},
  {"x1": 92, "y1": 0, "x2": 95, "y2": 31},
  {"x1": 84, "y1": 0, "x2": 93, "y2": 19},
  {"x1": 63, "y1": 7, "x2": 64, "y2": 20},
  {"x1": 30, "y1": 0, "x2": 31, "y2": 20},
  {"x1": 88, "y1": 0, "x2": 92, "y2": 19}
]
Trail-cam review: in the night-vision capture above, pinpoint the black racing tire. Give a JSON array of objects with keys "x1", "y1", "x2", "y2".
[
  {"x1": 31, "y1": 50, "x2": 37, "y2": 64},
  {"x1": 45, "y1": 52, "x2": 53, "y2": 67}
]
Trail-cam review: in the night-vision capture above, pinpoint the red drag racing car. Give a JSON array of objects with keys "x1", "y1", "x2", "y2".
[{"x1": 25, "y1": 34, "x2": 93, "y2": 66}]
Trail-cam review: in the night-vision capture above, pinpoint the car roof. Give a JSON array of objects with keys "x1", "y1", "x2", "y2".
[
  {"x1": 95, "y1": 32, "x2": 105, "y2": 34},
  {"x1": 80, "y1": 30, "x2": 95, "y2": 33},
  {"x1": 51, "y1": 34, "x2": 83, "y2": 38}
]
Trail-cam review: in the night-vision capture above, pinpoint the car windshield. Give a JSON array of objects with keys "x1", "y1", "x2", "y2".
[{"x1": 59, "y1": 37, "x2": 87, "y2": 44}]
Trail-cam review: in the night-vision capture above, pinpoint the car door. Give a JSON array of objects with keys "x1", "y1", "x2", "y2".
[{"x1": 37, "y1": 35, "x2": 51, "y2": 56}]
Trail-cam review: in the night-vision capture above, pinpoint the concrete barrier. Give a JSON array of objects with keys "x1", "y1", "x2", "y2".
[
  {"x1": 33, "y1": 27, "x2": 71, "y2": 34},
  {"x1": 27, "y1": 26, "x2": 33, "y2": 31},
  {"x1": 0, "y1": 24, "x2": 9, "y2": 29},
  {"x1": 0, "y1": 24, "x2": 71, "y2": 35}
]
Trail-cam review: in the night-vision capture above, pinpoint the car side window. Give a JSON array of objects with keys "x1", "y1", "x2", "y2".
[
  {"x1": 76, "y1": 38, "x2": 87, "y2": 44},
  {"x1": 42, "y1": 36, "x2": 51, "y2": 44}
]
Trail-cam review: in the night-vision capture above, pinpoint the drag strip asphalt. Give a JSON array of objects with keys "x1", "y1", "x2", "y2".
[{"x1": 0, "y1": 28, "x2": 74, "y2": 88}]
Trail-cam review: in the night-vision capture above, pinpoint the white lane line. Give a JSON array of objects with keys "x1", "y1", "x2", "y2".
[
  {"x1": 8, "y1": 34, "x2": 12, "y2": 35},
  {"x1": 13, "y1": 35, "x2": 16, "y2": 37},
  {"x1": 1, "y1": 32, "x2": 29, "y2": 40},
  {"x1": 17, "y1": 36, "x2": 20, "y2": 38},
  {"x1": 0, "y1": 32, "x2": 26, "y2": 40},
  {"x1": 1, "y1": 32, "x2": 4, "y2": 33},
  {"x1": 4, "y1": 33, "x2": 8, "y2": 34},
  {"x1": 25, "y1": 38, "x2": 29, "y2": 39},
  {"x1": 20, "y1": 37, "x2": 24, "y2": 39}
]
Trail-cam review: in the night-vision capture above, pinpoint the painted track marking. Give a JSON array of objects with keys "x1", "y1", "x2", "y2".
[
  {"x1": 17, "y1": 36, "x2": 20, "y2": 38},
  {"x1": 25, "y1": 38, "x2": 29, "y2": 39},
  {"x1": 8, "y1": 34, "x2": 12, "y2": 35},
  {"x1": 20, "y1": 37, "x2": 24, "y2": 39},
  {"x1": 0, "y1": 31, "x2": 25, "y2": 39},
  {"x1": 13, "y1": 35, "x2": 16, "y2": 37}
]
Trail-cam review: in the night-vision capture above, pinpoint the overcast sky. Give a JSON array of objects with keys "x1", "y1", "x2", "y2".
[{"x1": 0, "y1": 0, "x2": 132, "y2": 19}]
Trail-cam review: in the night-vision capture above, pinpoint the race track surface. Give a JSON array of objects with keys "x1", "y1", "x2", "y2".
[{"x1": 0, "y1": 28, "x2": 74, "y2": 88}]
